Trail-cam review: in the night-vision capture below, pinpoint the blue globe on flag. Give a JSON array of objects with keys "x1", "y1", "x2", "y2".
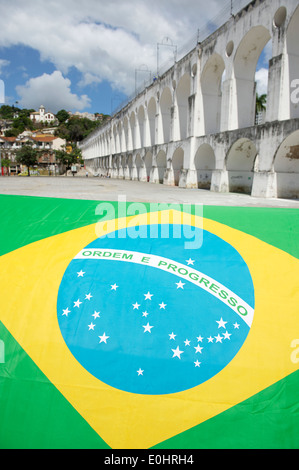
[{"x1": 57, "y1": 224, "x2": 255, "y2": 395}]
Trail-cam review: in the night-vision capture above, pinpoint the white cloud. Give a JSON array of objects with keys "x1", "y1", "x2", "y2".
[
  {"x1": 16, "y1": 71, "x2": 91, "y2": 113},
  {"x1": 0, "y1": 0, "x2": 269, "y2": 111},
  {"x1": 0, "y1": 59, "x2": 10, "y2": 74},
  {"x1": 0, "y1": 0, "x2": 224, "y2": 95},
  {"x1": 255, "y1": 68, "x2": 269, "y2": 96}
]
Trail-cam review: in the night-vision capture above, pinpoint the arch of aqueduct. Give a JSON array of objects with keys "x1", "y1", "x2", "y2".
[{"x1": 79, "y1": 0, "x2": 299, "y2": 199}]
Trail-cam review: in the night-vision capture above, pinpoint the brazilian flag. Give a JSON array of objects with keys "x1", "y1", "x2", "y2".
[{"x1": 0, "y1": 194, "x2": 298, "y2": 449}]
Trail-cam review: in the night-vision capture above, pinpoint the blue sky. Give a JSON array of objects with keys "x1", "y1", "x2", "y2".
[
  {"x1": 0, "y1": 44, "x2": 126, "y2": 115},
  {"x1": 0, "y1": 0, "x2": 270, "y2": 116}
]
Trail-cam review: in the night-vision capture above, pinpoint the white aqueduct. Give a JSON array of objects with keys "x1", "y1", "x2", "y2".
[{"x1": 79, "y1": 0, "x2": 299, "y2": 199}]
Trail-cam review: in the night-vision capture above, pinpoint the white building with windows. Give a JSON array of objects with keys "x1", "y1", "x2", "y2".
[{"x1": 30, "y1": 105, "x2": 56, "y2": 124}]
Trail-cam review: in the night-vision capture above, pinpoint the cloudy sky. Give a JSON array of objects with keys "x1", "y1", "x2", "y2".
[{"x1": 0, "y1": 0, "x2": 269, "y2": 115}]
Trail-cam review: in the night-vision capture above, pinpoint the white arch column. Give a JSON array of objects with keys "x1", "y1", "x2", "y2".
[
  {"x1": 220, "y1": 71, "x2": 236, "y2": 131},
  {"x1": 138, "y1": 157, "x2": 148, "y2": 182},
  {"x1": 171, "y1": 92, "x2": 180, "y2": 142},
  {"x1": 143, "y1": 109, "x2": 151, "y2": 147},
  {"x1": 185, "y1": 139, "x2": 198, "y2": 189},
  {"x1": 110, "y1": 155, "x2": 117, "y2": 178},
  {"x1": 107, "y1": 154, "x2": 113, "y2": 177},
  {"x1": 163, "y1": 144, "x2": 184, "y2": 187},
  {"x1": 155, "y1": 101, "x2": 164, "y2": 145},
  {"x1": 210, "y1": 140, "x2": 229, "y2": 193},
  {"x1": 150, "y1": 148, "x2": 160, "y2": 184},
  {"x1": 131, "y1": 152, "x2": 138, "y2": 181},
  {"x1": 267, "y1": 4, "x2": 299, "y2": 122},
  {"x1": 251, "y1": 168, "x2": 277, "y2": 198},
  {"x1": 251, "y1": 127, "x2": 285, "y2": 198},
  {"x1": 266, "y1": 19, "x2": 289, "y2": 122},
  {"x1": 123, "y1": 154, "x2": 131, "y2": 180},
  {"x1": 128, "y1": 114, "x2": 135, "y2": 151},
  {"x1": 147, "y1": 97, "x2": 157, "y2": 147},
  {"x1": 120, "y1": 122, "x2": 126, "y2": 153},
  {"x1": 135, "y1": 116, "x2": 142, "y2": 150},
  {"x1": 143, "y1": 150, "x2": 153, "y2": 183},
  {"x1": 117, "y1": 155, "x2": 124, "y2": 179}
]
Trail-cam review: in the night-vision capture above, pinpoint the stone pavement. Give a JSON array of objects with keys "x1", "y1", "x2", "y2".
[{"x1": 1, "y1": 175, "x2": 299, "y2": 208}]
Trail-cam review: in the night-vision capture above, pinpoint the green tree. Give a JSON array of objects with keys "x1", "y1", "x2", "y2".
[
  {"x1": 0, "y1": 157, "x2": 11, "y2": 175},
  {"x1": 56, "y1": 109, "x2": 69, "y2": 124},
  {"x1": 55, "y1": 146, "x2": 83, "y2": 170},
  {"x1": 0, "y1": 105, "x2": 35, "y2": 120},
  {"x1": 255, "y1": 93, "x2": 267, "y2": 115},
  {"x1": 55, "y1": 148, "x2": 73, "y2": 168},
  {"x1": 1, "y1": 157, "x2": 10, "y2": 167},
  {"x1": 70, "y1": 146, "x2": 83, "y2": 164},
  {"x1": 54, "y1": 116, "x2": 102, "y2": 143},
  {"x1": 12, "y1": 115, "x2": 34, "y2": 133},
  {"x1": 4, "y1": 128, "x2": 20, "y2": 137},
  {"x1": 0, "y1": 105, "x2": 18, "y2": 119},
  {"x1": 68, "y1": 121, "x2": 84, "y2": 142},
  {"x1": 15, "y1": 144, "x2": 39, "y2": 176},
  {"x1": 54, "y1": 123, "x2": 67, "y2": 139}
]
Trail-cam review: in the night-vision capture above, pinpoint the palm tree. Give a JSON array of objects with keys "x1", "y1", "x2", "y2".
[{"x1": 255, "y1": 93, "x2": 267, "y2": 124}]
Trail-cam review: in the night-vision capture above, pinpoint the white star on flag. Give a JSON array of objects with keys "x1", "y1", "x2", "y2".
[
  {"x1": 142, "y1": 311, "x2": 149, "y2": 317},
  {"x1": 184, "y1": 339, "x2": 191, "y2": 346},
  {"x1": 159, "y1": 302, "x2": 167, "y2": 309},
  {"x1": 215, "y1": 334, "x2": 223, "y2": 343},
  {"x1": 111, "y1": 284, "x2": 118, "y2": 291},
  {"x1": 137, "y1": 368, "x2": 144, "y2": 376},
  {"x1": 99, "y1": 332, "x2": 109, "y2": 343},
  {"x1": 216, "y1": 318, "x2": 227, "y2": 329},
  {"x1": 92, "y1": 311, "x2": 100, "y2": 319},
  {"x1": 169, "y1": 333, "x2": 176, "y2": 340},
  {"x1": 194, "y1": 345, "x2": 203, "y2": 354},
  {"x1": 194, "y1": 360, "x2": 201, "y2": 367},
  {"x1": 133, "y1": 302, "x2": 140, "y2": 310},
  {"x1": 172, "y1": 346, "x2": 184, "y2": 359},
  {"x1": 176, "y1": 281, "x2": 185, "y2": 289},
  {"x1": 223, "y1": 331, "x2": 232, "y2": 340},
  {"x1": 62, "y1": 308, "x2": 70, "y2": 316},
  {"x1": 186, "y1": 258, "x2": 195, "y2": 265},
  {"x1": 77, "y1": 270, "x2": 85, "y2": 277},
  {"x1": 85, "y1": 293, "x2": 92, "y2": 300},
  {"x1": 144, "y1": 292, "x2": 153, "y2": 300},
  {"x1": 88, "y1": 322, "x2": 96, "y2": 330},
  {"x1": 74, "y1": 299, "x2": 82, "y2": 308},
  {"x1": 143, "y1": 323, "x2": 154, "y2": 333}
]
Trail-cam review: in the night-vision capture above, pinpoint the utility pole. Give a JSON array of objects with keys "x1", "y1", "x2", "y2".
[
  {"x1": 135, "y1": 65, "x2": 152, "y2": 96},
  {"x1": 157, "y1": 37, "x2": 177, "y2": 77}
]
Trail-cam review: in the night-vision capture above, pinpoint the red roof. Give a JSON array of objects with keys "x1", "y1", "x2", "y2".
[
  {"x1": 30, "y1": 136, "x2": 56, "y2": 142},
  {"x1": 0, "y1": 134, "x2": 58, "y2": 143},
  {"x1": 1, "y1": 136, "x2": 16, "y2": 142}
]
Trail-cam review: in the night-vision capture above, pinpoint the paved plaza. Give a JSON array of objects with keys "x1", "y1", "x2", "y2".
[{"x1": 0, "y1": 175, "x2": 299, "y2": 208}]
